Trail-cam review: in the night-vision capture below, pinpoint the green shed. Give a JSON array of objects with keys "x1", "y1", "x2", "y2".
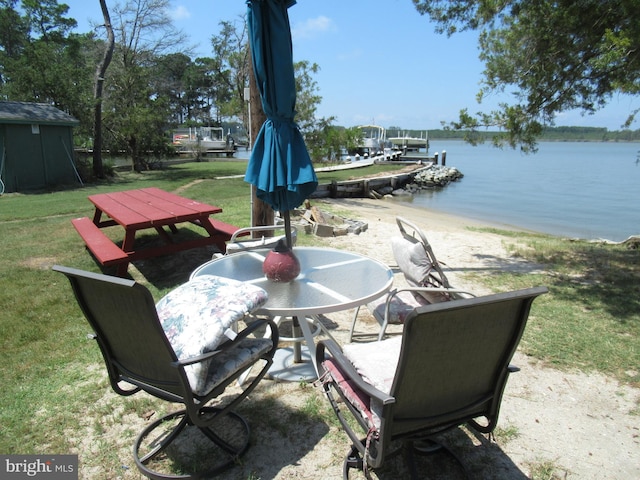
[{"x1": 0, "y1": 101, "x2": 80, "y2": 193}]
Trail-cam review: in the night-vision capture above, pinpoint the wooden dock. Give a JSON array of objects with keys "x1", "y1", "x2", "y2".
[{"x1": 310, "y1": 165, "x2": 433, "y2": 199}]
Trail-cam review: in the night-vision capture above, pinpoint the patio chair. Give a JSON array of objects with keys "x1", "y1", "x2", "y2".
[
  {"x1": 318, "y1": 287, "x2": 548, "y2": 479},
  {"x1": 219, "y1": 224, "x2": 297, "y2": 257},
  {"x1": 53, "y1": 265, "x2": 278, "y2": 479},
  {"x1": 349, "y1": 216, "x2": 473, "y2": 342}
]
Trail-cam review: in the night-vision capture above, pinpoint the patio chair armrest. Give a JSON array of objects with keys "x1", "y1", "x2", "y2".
[
  {"x1": 229, "y1": 224, "x2": 297, "y2": 242},
  {"x1": 317, "y1": 339, "x2": 395, "y2": 405},
  {"x1": 173, "y1": 317, "x2": 279, "y2": 368},
  {"x1": 226, "y1": 316, "x2": 279, "y2": 346}
]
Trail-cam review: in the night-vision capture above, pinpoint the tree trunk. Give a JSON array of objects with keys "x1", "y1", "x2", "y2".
[
  {"x1": 248, "y1": 44, "x2": 274, "y2": 232},
  {"x1": 92, "y1": 0, "x2": 115, "y2": 179}
]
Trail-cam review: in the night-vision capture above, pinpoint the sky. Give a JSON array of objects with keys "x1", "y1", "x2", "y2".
[{"x1": 62, "y1": 0, "x2": 638, "y2": 131}]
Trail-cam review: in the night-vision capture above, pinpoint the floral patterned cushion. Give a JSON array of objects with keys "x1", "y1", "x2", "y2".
[
  {"x1": 367, "y1": 290, "x2": 428, "y2": 325},
  {"x1": 156, "y1": 275, "x2": 268, "y2": 395},
  {"x1": 200, "y1": 337, "x2": 274, "y2": 395}
]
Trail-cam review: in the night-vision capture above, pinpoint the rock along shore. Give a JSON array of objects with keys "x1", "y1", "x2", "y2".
[{"x1": 310, "y1": 163, "x2": 464, "y2": 200}]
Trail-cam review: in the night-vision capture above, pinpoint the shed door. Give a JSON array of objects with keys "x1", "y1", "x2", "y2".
[
  {"x1": 4, "y1": 124, "x2": 46, "y2": 191},
  {"x1": 41, "y1": 125, "x2": 76, "y2": 185}
]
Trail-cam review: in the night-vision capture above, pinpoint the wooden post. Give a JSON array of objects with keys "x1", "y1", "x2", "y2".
[
  {"x1": 248, "y1": 44, "x2": 274, "y2": 235},
  {"x1": 330, "y1": 180, "x2": 338, "y2": 198},
  {"x1": 441, "y1": 150, "x2": 447, "y2": 166},
  {"x1": 434, "y1": 152, "x2": 439, "y2": 165}
]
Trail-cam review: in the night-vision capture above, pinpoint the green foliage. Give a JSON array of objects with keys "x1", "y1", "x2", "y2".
[
  {"x1": 0, "y1": 0, "x2": 90, "y2": 116},
  {"x1": 1, "y1": 4, "x2": 327, "y2": 170},
  {"x1": 210, "y1": 19, "x2": 249, "y2": 124},
  {"x1": 294, "y1": 60, "x2": 322, "y2": 134},
  {"x1": 305, "y1": 122, "x2": 362, "y2": 162},
  {"x1": 412, "y1": 0, "x2": 640, "y2": 151}
]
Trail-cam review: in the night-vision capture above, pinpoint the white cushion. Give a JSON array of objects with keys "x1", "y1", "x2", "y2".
[
  {"x1": 342, "y1": 337, "x2": 403, "y2": 428},
  {"x1": 342, "y1": 336, "x2": 402, "y2": 395},
  {"x1": 391, "y1": 236, "x2": 449, "y2": 304}
]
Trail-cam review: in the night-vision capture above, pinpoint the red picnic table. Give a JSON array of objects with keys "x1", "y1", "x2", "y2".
[{"x1": 72, "y1": 187, "x2": 244, "y2": 276}]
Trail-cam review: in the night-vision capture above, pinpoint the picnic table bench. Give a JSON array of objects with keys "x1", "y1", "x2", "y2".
[{"x1": 72, "y1": 187, "x2": 246, "y2": 276}]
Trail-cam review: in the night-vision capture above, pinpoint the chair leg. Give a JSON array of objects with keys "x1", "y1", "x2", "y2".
[
  {"x1": 133, "y1": 407, "x2": 250, "y2": 480},
  {"x1": 137, "y1": 413, "x2": 189, "y2": 465},
  {"x1": 199, "y1": 411, "x2": 250, "y2": 458},
  {"x1": 343, "y1": 445, "x2": 368, "y2": 480},
  {"x1": 348, "y1": 306, "x2": 360, "y2": 343}
]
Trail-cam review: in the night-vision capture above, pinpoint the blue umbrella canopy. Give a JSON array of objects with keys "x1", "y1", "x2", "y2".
[{"x1": 244, "y1": 0, "x2": 318, "y2": 213}]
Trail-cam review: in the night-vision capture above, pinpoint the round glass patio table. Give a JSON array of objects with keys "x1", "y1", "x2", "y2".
[{"x1": 190, "y1": 247, "x2": 393, "y2": 381}]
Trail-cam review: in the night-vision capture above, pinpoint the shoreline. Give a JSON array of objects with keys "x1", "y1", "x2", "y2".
[
  {"x1": 318, "y1": 195, "x2": 535, "y2": 243},
  {"x1": 321, "y1": 196, "x2": 512, "y2": 233},
  {"x1": 330, "y1": 195, "x2": 640, "y2": 244}
]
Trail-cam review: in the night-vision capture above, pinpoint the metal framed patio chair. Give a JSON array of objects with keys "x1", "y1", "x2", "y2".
[
  {"x1": 319, "y1": 287, "x2": 548, "y2": 479},
  {"x1": 349, "y1": 216, "x2": 474, "y2": 342},
  {"x1": 54, "y1": 265, "x2": 279, "y2": 479},
  {"x1": 218, "y1": 224, "x2": 297, "y2": 257}
]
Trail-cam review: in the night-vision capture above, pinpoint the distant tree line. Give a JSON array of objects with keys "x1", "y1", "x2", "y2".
[{"x1": 425, "y1": 126, "x2": 640, "y2": 142}]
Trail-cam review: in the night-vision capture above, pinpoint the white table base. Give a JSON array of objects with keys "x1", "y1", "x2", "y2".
[{"x1": 267, "y1": 346, "x2": 316, "y2": 382}]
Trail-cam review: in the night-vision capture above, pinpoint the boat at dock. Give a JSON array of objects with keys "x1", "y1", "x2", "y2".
[
  {"x1": 388, "y1": 130, "x2": 429, "y2": 152},
  {"x1": 352, "y1": 125, "x2": 389, "y2": 157},
  {"x1": 172, "y1": 127, "x2": 236, "y2": 156}
]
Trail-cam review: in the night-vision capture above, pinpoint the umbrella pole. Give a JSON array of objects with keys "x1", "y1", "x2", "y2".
[{"x1": 284, "y1": 210, "x2": 293, "y2": 248}]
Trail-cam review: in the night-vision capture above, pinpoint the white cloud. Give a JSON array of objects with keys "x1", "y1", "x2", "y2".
[
  {"x1": 292, "y1": 15, "x2": 335, "y2": 40},
  {"x1": 171, "y1": 5, "x2": 191, "y2": 21}
]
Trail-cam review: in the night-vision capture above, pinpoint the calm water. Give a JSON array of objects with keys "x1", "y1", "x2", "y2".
[{"x1": 396, "y1": 141, "x2": 640, "y2": 242}]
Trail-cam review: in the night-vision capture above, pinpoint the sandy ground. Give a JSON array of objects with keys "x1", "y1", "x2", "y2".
[{"x1": 84, "y1": 197, "x2": 639, "y2": 479}]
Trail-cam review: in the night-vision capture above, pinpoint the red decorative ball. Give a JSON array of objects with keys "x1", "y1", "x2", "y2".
[{"x1": 262, "y1": 239, "x2": 301, "y2": 282}]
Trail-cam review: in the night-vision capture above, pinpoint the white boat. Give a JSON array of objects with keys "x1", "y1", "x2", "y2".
[
  {"x1": 353, "y1": 125, "x2": 388, "y2": 156},
  {"x1": 388, "y1": 130, "x2": 429, "y2": 151},
  {"x1": 173, "y1": 127, "x2": 235, "y2": 153}
]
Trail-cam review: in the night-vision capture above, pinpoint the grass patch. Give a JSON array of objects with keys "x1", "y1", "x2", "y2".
[
  {"x1": 528, "y1": 459, "x2": 565, "y2": 480},
  {"x1": 466, "y1": 228, "x2": 640, "y2": 386},
  {"x1": 493, "y1": 425, "x2": 520, "y2": 444}
]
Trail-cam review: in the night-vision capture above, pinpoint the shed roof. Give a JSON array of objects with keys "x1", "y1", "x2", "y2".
[{"x1": 0, "y1": 101, "x2": 79, "y2": 126}]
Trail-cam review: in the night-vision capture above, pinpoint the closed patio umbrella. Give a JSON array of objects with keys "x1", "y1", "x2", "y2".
[{"x1": 245, "y1": 0, "x2": 318, "y2": 247}]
